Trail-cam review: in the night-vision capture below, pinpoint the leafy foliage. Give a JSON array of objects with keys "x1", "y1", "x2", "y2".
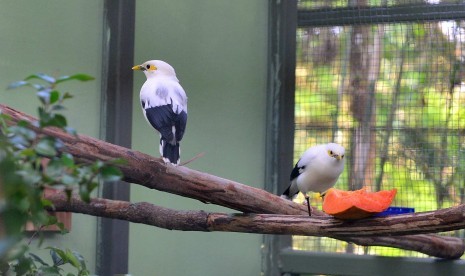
[
  {"x1": 2, "y1": 245, "x2": 89, "y2": 276},
  {"x1": 294, "y1": 15, "x2": 465, "y2": 257},
  {"x1": 0, "y1": 73, "x2": 123, "y2": 274}
]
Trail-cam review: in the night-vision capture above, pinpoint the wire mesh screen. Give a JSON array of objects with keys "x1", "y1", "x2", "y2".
[{"x1": 293, "y1": 1, "x2": 465, "y2": 257}]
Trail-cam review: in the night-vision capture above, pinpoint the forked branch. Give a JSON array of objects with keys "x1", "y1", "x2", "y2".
[{"x1": 2, "y1": 104, "x2": 464, "y2": 259}]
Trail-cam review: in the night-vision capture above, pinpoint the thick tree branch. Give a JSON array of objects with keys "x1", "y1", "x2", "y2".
[
  {"x1": 2, "y1": 104, "x2": 464, "y2": 259},
  {"x1": 1, "y1": 104, "x2": 307, "y2": 215},
  {"x1": 46, "y1": 192, "x2": 465, "y2": 259}
]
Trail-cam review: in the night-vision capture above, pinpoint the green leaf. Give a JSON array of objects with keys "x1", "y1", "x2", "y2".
[
  {"x1": 91, "y1": 160, "x2": 104, "y2": 173},
  {"x1": 62, "y1": 92, "x2": 74, "y2": 100},
  {"x1": 6, "y1": 243, "x2": 29, "y2": 261},
  {"x1": 37, "y1": 90, "x2": 51, "y2": 105},
  {"x1": 79, "y1": 185, "x2": 90, "y2": 203},
  {"x1": 65, "y1": 249, "x2": 81, "y2": 268},
  {"x1": 71, "y1": 251, "x2": 87, "y2": 270},
  {"x1": 35, "y1": 138, "x2": 57, "y2": 157},
  {"x1": 56, "y1": 74, "x2": 95, "y2": 84},
  {"x1": 49, "y1": 247, "x2": 65, "y2": 266},
  {"x1": 38, "y1": 106, "x2": 51, "y2": 126},
  {"x1": 45, "y1": 215, "x2": 58, "y2": 226},
  {"x1": 51, "y1": 104, "x2": 66, "y2": 111},
  {"x1": 49, "y1": 90, "x2": 60, "y2": 104},
  {"x1": 86, "y1": 181, "x2": 98, "y2": 193},
  {"x1": 31, "y1": 83, "x2": 46, "y2": 91},
  {"x1": 60, "y1": 153, "x2": 75, "y2": 168},
  {"x1": 65, "y1": 189, "x2": 72, "y2": 200},
  {"x1": 20, "y1": 148, "x2": 36, "y2": 157},
  {"x1": 17, "y1": 120, "x2": 30, "y2": 128},
  {"x1": 13, "y1": 254, "x2": 34, "y2": 275},
  {"x1": 41, "y1": 198, "x2": 53, "y2": 208},
  {"x1": 9, "y1": 125, "x2": 36, "y2": 142},
  {"x1": 55, "y1": 222, "x2": 67, "y2": 234},
  {"x1": 29, "y1": 252, "x2": 48, "y2": 266},
  {"x1": 9, "y1": 135, "x2": 29, "y2": 149},
  {"x1": 47, "y1": 158, "x2": 64, "y2": 176},
  {"x1": 51, "y1": 114, "x2": 66, "y2": 128},
  {"x1": 25, "y1": 73, "x2": 56, "y2": 84},
  {"x1": 52, "y1": 114, "x2": 67, "y2": 128},
  {"x1": 40, "y1": 113, "x2": 67, "y2": 129},
  {"x1": 100, "y1": 166, "x2": 123, "y2": 182},
  {"x1": 0, "y1": 237, "x2": 20, "y2": 259},
  {"x1": 39, "y1": 266, "x2": 61, "y2": 275},
  {"x1": 62, "y1": 174, "x2": 78, "y2": 185},
  {"x1": 7, "y1": 80, "x2": 29, "y2": 90}
]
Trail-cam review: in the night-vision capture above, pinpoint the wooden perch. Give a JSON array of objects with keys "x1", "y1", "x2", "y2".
[
  {"x1": 46, "y1": 192, "x2": 465, "y2": 259},
  {"x1": 1, "y1": 104, "x2": 464, "y2": 259}
]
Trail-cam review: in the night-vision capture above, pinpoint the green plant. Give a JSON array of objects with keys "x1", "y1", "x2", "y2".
[
  {"x1": 0, "y1": 73, "x2": 123, "y2": 275},
  {"x1": 4, "y1": 245, "x2": 89, "y2": 276}
]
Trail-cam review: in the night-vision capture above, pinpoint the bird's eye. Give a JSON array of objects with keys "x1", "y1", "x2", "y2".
[
  {"x1": 146, "y1": 64, "x2": 157, "y2": 71},
  {"x1": 341, "y1": 155, "x2": 344, "y2": 159},
  {"x1": 328, "y1": 150, "x2": 333, "y2": 156}
]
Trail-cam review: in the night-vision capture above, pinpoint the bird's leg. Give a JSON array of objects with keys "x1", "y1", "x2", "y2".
[{"x1": 305, "y1": 195, "x2": 312, "y2": 216}]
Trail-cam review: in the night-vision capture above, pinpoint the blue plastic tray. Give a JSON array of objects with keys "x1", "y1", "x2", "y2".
[{"x1": 376, "y1": 207, "x2": 415, "y2": 217}]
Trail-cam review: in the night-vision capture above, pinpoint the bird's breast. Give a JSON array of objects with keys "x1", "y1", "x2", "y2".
[{"x1": 296, "y1": 162, "x2": 343, "y2": 193}]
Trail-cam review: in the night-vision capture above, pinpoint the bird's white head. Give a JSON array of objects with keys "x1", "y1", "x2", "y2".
[
  {"x1": 325, "y1": 143, "x2": 345, "y2": 161},
  {"x1": 132, "y1": 60, "x2": 178, "y2": 81}
]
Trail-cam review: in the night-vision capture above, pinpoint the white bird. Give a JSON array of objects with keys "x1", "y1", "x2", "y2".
[
  {"x1": 281, "y1": 143, "x2": 345, "y2": 216},
  {"x1": 132, "y1": 60, "x2": 188, "y2": 165}
]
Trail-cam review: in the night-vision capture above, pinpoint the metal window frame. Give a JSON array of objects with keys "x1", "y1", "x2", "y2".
[
  {"x1": 265, "y1": 1, "x2": 465, "y2": 276},
  {"x1": 280, "y1": 248, "x2": 465, "y2": 276},
  {"x1": 96, "y1": 1, "x2": 135, "y2": 275},
  {"x1": 298, "y1": 3, "x2": 465, "y2": 27},
  {"x1": 264, "y1": 0, "x2": 297, "y2": 275}
]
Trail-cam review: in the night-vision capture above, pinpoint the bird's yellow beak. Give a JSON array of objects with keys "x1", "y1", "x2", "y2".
[
  {"x1": 334, "y1": 155, "x2": 342, "y2": 161},
  {"x1": 132, "y1": 65, "x2": 142, "y2": 70}
]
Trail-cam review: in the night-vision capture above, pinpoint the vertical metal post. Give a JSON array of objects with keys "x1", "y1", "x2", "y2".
[
  {"x1": 97, "y1": 1, "x2": 135, "y2": 275},
  {"x1": 263, "y1": 0, "x2": 297, "y2": 275}
]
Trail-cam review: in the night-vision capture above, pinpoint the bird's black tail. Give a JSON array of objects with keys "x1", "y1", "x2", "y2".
[
  {"x1": 160, "y1": 139, "x2": 180, "y2": 165},
  {"x1": 280, "y1": 182, "x2": 298, "y2": 200},
  {"x1": 282, "y1": 186, "x2": 292, "y2": 198}
]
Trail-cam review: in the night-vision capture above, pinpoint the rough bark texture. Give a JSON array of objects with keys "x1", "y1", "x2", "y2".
[
  {"x1": 1, "y1": 104, "x2": 306, "y2": 215},
  {"x1": 46, "y1": 192, "x2": 465, "y2": 259},
  {"x1": 2, "y1": 104, "x2": 465, "y2": 259}
]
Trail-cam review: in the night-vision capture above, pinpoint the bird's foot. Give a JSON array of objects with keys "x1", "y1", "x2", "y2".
[
  {"x1": 305, "y1": 196, "x2": 312, "y2": 216},
  {"x1": 162, "y1": 157, "x2": 178, "y2": 166}
]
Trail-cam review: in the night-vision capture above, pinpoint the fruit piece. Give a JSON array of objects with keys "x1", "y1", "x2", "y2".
[{"x1": 322, "y1": 188, "x2": 397, "y2": 219}]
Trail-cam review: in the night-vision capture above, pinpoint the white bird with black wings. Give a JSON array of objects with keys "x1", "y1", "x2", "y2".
[
  {"x1": 132, "y1": 60, "x2": 188, "y2": 165},
  {"x1": 281, "y1": 143, "x2": 345, "y2": 215}
]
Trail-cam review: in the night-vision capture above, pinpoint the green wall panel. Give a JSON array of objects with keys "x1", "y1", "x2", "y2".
[
  {"x1": 131, "y1": 1, "x2": 268, "y2": 275},
  {"x1": 0, "y1": 0, "x2": 104, "y2": 271}
]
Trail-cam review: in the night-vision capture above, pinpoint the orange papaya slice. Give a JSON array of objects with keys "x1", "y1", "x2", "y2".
[{"x1": 322, "y1": 188, "x2": 397, "y2": 219}]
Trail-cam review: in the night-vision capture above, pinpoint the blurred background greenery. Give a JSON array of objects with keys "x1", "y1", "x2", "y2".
[{"x1": 293, "y1": 0, "x2": 465, "y2": 257}]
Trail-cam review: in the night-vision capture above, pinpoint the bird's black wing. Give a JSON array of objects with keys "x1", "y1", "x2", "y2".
[
  {"x1": 282, "y1": 160, "x2": 303, "y2": 198},
  {"x1": 144, "y1": 104, "x2": 175, "y2": 142},
  {"x1": 175, "y1": 110, "x2": 188, "y2": 142},
  {"x1": 289, "y1": 160, "x2": 303, "y2": 181}
]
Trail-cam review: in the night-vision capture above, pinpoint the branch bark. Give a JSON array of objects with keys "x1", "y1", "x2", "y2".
[
  {"x1": 2, "y1": 104, "x2": 464, "y2": 259},
  {"x1": 46, "y1": 192, "x2": 465, "y2": 259}
]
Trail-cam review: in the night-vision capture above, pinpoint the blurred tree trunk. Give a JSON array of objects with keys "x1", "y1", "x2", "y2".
[
  {"x1": 348, "y1": 1, "x2": 382, "y2": 190},
  {"x1": 347, "y1": 0, "x2": 382, "y2": 254}
]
